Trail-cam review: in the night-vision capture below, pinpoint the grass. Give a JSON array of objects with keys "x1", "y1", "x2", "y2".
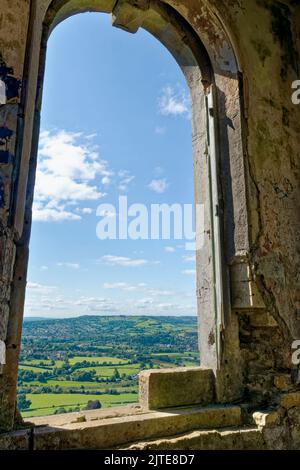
[
  {"x1": 76, "y1": 365, "x2": 140, "y2": 377},
  {"x1": 22, "y1": 380, "x2": 103, "y2": 388},
  {"x1": 151, "y1": 352, "x2": 196, "y2": 358},
  {"x1": 22, "y1": 380, "x2": 139, "y2": 390},
  {"x1": 19, "y1": 351, "x2": 198, "y2": 419},
  {"x1": 22, "y1": 359, "x2": 53, "y2": 366},
  {"x1": 22, "y1": 392, "x2": 138, "y2": 418},
  {"x1": 67, "y1": 356, "x2": 128, "y2": 365},
  {"x1": 20, "y1": 356, "x2": 130, "y2": 371},
  {"x1": 19, "y1": 365, "x2": 52, "y2": 373}
]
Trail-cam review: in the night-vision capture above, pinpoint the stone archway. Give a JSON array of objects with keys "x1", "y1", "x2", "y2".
[{"x1": 0, "y1": 0, "x2": 253, "y2": 431}]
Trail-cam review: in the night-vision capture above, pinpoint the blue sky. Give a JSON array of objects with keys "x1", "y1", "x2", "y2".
[{"x1": 24, "y1": 12, "x2": 196, "y2": 318}]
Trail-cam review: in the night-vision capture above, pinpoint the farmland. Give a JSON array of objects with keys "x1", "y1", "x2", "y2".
[{"x1": 18, "y1": 315, "x2": 199, "y2": 418}]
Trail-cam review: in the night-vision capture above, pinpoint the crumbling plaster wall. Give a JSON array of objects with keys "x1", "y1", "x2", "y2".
[
  {"x1": 213, "y1": 0, "x2": 300, "y2": 403},
  {"x1": 0, "y1": 0, "x2": 299, "y2": 433},
  {"x1": 205, "y1": 0, "x2": 300, "y2": 404},
  {"x1": 171, "y1": 0, "x2": 300, "y2": 345},
  {"x1": 228, "y1": 0, "x2": 300, "y2": 340}
]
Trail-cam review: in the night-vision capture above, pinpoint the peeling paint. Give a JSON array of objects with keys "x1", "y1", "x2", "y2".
[{"x1": 0, "y1": 54, "x2": 21, "y2": 102}]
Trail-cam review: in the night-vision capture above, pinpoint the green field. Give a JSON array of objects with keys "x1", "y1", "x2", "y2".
[
  {"x1": 22, "y1": 380, "x2": 104, "y2": 388},
  {"x1": 22, "y1": 392, "x2": 138, "y2": 418},
  {"x1": 20, "y1": 355, "x2": 128, "y2": 370},
  {"x1": 76, "y1": 365, "x2": 140, "y2": 377},
  {"x1": 19, "y1": 365, "x2": 52, "y2": 373},
  {"x1": 68, "y1": 356, "x2": 128, "y2": 365},
  {"x1": 19, "y1": 315, "x2": 199, "y2": 418},
  {"x1": 20, "y1": 363, "x2": 140, "y2": 377}
]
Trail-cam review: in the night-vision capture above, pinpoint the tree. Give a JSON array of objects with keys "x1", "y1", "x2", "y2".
[
  {"x1": 37, "y1": 373, "x2": 47, "y2": 383},
  {"x1": 84, "y1": 400, "x2": 102, "y2": 411},
  {"x1": 54, "y1": 407, "x2": 67, "y2": 414},
  {"x1": 113, "y1": 368, "x2": 120, "y2": 380},
  {"x1": 73, "y1": 370, "x2": 96, "y2": 382},
  {"x1": 17, "y1": 394, "x2": 32, "y2": 411}
]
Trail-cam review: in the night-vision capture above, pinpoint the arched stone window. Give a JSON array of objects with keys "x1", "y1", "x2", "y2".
[{"x1": 1, "y1": 0, "x2": 260, "y2": 430}]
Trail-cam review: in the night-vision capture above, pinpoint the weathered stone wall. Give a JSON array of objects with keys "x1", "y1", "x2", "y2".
[
  {"x1": 0, "y1": 0, "x2": 30, "y2": 430},
  {"x1": 0, "y1": 0, "x2": 299, "y2": 448},
  {"x1": 217, "y1": 0, "x2": 300, "y2": 405}
]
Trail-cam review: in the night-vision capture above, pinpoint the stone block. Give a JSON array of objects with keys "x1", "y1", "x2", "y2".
[
  {"x1": 287, "y1": 406, "x2": 300, "y2": 449},
  {"x1": 252, "y1": 411, "x2": 281, "y2": 428},
  {"x1": 112, "y1": 0, "x2": 149, "y2": 34},
  {"x1": 281, "y1": 392, "x2": 300, "y2": 410},
  {"x1": 250, "y1": 311, "x2": 278, "y2": 328},
  {"x1": 262, "y1": 424, "x2": 291, "y2": 450},
  {"x1": 230, "y1": 262, "x2": 265, "y2": 309},
  {"x1": 274, "y1": 374, "x2": 292, "y2": 391},
  {"x1": 0, "y1": 429, "x2": 30, "y2": 450},
  {"x1": 139, "y1": 367, "x2": 215, "y2": 410}
]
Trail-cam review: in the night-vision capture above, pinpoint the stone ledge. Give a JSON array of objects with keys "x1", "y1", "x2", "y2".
[
  {"x1": 30, "y1": 405, "x2": 241, "y2": 450},
  {"x1": 139, "y1": 367, "x2": 215, "y2": 410},
  {"x1": 122, "y1": 427, "x2": 266, "y2": 450},
  {"x1": 0, "y1": 429, "x2": 31, "y2": 450},
  {"x1": 27, "y1": 404, "x2": 143, "y2": 427}
]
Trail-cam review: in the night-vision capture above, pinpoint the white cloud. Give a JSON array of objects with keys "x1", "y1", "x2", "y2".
[
  {"x1": 103, "y1": 282, "x2": 130, "y2": 290},
  {"x1": 148, "y1": 288, "x2": 175, "y2": 297},
  {"x1": 76, "y1": 207, "x2": 93, "y2": 215},
  {"x1": 24, "y1": 287, "x2": 197, "y2": 317},
  {"x1": 182, "y1": 254, "x2": 196, "y2": 262},
  {"x1": 101, "y1": 176, "x2": 111, "y2": 185},
  {"x1": 165, "y1": 246, "x2": 176, "y2": 253},
  {"x1": 33, "y1": 130, "x2": 110, "y2": 222},
  {"x1": 148, "y1": 178, "x2": 169, "y2": 194},
  {"x1": 137, "y1": 298, "x2": 154, "y2": 307},
  {"x1": 155, "y1": 302, "x2": 174, "y2": 310},
  {"x1": 73, "y1": 296, "x2": 114, "y2": 312},
  {"x1": 27, "y1": 282, "x2": 57, "y2": 293},
  {"x1": 38, "y1": 130, "x2": 104, "y2": 180},
  {"x1": 57, "y1": 262, "x2": 80, "y2": 270},
  {"x1": 118, "y1": 170, "x2": 135, "y2": 192},
  {"x1": 100, "y1": 255, "x2": 148, "y2": 267},
  {"x1": 40, "y1": 265, "x2": 49, "y2": 271},
  {"x1": 33, "y1": 201, "x2": 82, "y2": 222},
  {"x1": 158, "y1": 85, "x2": 191, "y2": 118},
  {"x1": 103, "y1": 282, "x2": 146, "y2": 291},
  {"x1": 182, "y1": 269, "x2": 196, "y2": 276},
  {"x1": 35, "y1": 171, "x2": 104, "y2": 201},
  {"x1": 82, "y1": 208, "x2": 93, "y2": 214},
  {"x1": 102, "y1": 283, "x2": 173, "y2": 297}
]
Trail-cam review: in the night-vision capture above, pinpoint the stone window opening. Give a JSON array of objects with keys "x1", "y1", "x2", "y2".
[
  {"x1": 17, "y1": 10, "x2": 199, "y2": 420},
  {"x1": 0, "y1": 0, "x2": 256, "y2": 433}
]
